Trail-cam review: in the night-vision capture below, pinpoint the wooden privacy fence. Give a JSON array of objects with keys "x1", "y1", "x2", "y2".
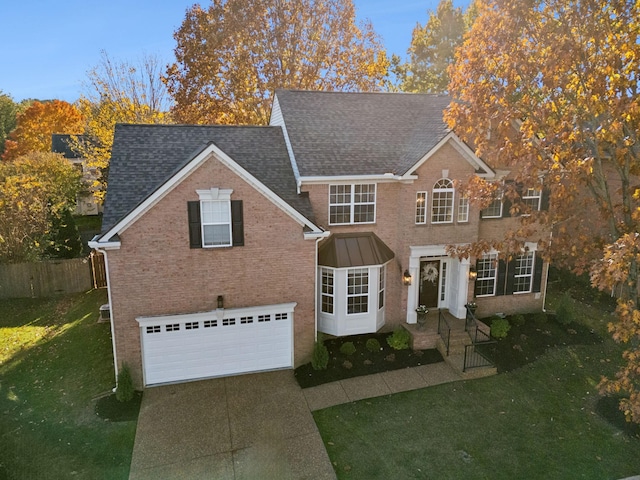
[{"x1": 0, "y1": 254, "x2": 106, "y2": 299}]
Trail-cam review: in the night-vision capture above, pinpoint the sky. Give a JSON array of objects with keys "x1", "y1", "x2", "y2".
[{"x1": 0, "y1": 0, "x2": 469, "y2": 103}]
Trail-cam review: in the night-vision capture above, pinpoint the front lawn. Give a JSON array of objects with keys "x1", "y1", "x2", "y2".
[
  {"x1": 0, "y1": 290, "x2": 137, "y2": 480},
  {"x1": 314, "y1": 279, "x2": 640, "y2": 479}
]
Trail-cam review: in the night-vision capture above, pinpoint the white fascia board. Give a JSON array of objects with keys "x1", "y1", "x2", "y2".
[
  {"x1": 304, "y1": 230, "x2": 331, "y2": 241},
  {"x1": 88, "y1": 239, "x2": 121, "y2": 250},
  {"x1": 300, "y1": 173, "x2": 404, "y2": 185},
  {"x1": 270, "y1": 94, "x2": 302, "y2": 193},
  {"x1": 402, "y1": 132, "x2": 496, "y2": 179},
  {"x1": 99, "y1": 143, "x2": 323, "y2": 242}
]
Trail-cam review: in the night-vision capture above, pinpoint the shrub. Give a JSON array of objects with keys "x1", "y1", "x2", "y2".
[
  {"x1": 555, "y1": 292, "x2": 575, "y2": 325},
  {"x1": 340, "y1": 341, "x2": 356, "y2": 355},
  {"x1": 511, "y1": 314, "x2": 526, "y2": 327},
  {"x1": 490, "y1": 317, "x2": 511, "y2": 340},
  {"x1": 365, "y1": 338, "x2": 381, "y2": 352},
  {"x1": 532, "y1": 312, "x2": 548, "y2": 325},
  {"x1": 311, "y1": 341, "x2": 329, "y2": 370},
  {"x1": 386, "y1": 327, "x2": 411, "y2": 350},
  {"x1": 116, "y1": 363, "x2": 134, "y2": 403}
]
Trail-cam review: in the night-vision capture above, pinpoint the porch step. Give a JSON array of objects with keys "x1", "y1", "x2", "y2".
[{"x1": 436, "y1": 331, "x2": 472, "y2": 356}]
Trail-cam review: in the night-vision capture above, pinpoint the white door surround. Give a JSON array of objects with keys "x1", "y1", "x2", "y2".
[{"x1": 406, "y1": 245, "x2": 471, "y2": 324}]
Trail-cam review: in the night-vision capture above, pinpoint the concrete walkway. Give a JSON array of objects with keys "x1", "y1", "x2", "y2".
[{"x1": 129, "y1": 362, "x2": 463, "y2": 480}]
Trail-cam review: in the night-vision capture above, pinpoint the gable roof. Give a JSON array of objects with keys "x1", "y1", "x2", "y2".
[
  {"x1": 51, "y1": 134, "x2": 89, "y2": 159},
  {"x1": 100, "y1": 124, "x2": 318, "y2": 237},
  {"x1": 273, "y1": 90, "x2": 453, "y2": 177}
]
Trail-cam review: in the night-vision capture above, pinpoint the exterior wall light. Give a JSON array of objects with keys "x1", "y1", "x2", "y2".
[
  {"x1": 402, "y1": 270, "x2": 412, "y2": 286},
  {"x1": 469, "y1": 266, "x2": 478, "y2": 281},
  {"x1": 217, "y1": 295, "x2": 224, "y2": 309}
]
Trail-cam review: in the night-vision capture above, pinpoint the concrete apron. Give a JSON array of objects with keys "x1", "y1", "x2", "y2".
[{"x1": 129, "y1": 370, "x2": 336, "y2": 480}]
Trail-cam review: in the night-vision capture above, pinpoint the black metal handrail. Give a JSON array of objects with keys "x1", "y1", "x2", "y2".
[
  {"x1": 465, "y1": 308, "x2": 491, "y2": 344},
  {"x1": 437, "y1": 309, "x2": 452, "y2": 356},
  {"x1": 463, "y1": 342, "x2": 497, "y2": 371}
]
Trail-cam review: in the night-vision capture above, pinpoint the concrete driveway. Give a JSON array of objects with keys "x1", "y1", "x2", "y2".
[{"x1": 129, "y1": 370, "x2": 336, "y2": 480}]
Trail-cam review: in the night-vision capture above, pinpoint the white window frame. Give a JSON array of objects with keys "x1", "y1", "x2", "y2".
[
  {"x1": 415, "y1": 191, "x2": 427, "y2": 224},
  {"x1": 378, "y1": 265, "x2": 386, "y2": 310},
  {"x1": 522, "y1": 188, "x2": 542, "y2": 214},
  {"x1": 482, "y1": 195, "x2": 503, "y2": 219},
  {"x1": 321, "y1": 267, "x2": 335, "y2": 314},
  {"x1": 329, "y1": 184, "x2": 376, "y2": 225},
  {"x1": 431, "y1": 179, "x2": 454, "y2": 224},
  {"x1": 457, "y1": 195, "x2": 469, "y2": 223},
  {"x1": 513, "y1": 252, "x2": 535, "y2": 294},
  {"x1": 197, "y1": 188, "x2": 233, "y2": 248},
  {"x1": 476, "y1": 253, "x2": 498, "y2": 297},
  {"x1": 347, "y1": 268, "x2": 369, "y2": 314}
]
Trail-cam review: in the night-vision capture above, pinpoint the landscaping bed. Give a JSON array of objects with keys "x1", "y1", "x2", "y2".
[{"x1": 294, "y1": 331, "x2": 443, "y2": 389}]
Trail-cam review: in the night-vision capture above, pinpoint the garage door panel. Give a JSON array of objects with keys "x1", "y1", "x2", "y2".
[{"x1": 138, "y1": 303, "x2": 295, "y2": 386}]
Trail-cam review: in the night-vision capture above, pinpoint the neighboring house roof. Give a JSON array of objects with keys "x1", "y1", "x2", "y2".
[
  {"x1": 100, "y1": 124, "x2": 317, "y2": 236},
  {"x1": 318, "y1": 232, "x2": 395, "y2": 268},
  {"x1": 51, "y1": 134, "x2": 89, "y2": 159},
  {"x1": 273, "y1": 90, "x2": 452, "y2": 177}
]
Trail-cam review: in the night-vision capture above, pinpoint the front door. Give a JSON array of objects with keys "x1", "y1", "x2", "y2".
[{"x1": 419, "y1": 260, "x2": 440, "y2": 308}]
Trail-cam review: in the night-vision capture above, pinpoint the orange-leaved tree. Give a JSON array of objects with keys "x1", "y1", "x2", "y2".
[
  {"x1": 165, "y1": 0, "x2": 389, "y2": 125},
  {"x1": 2, "y1": 100, "x2": 84, "y2": 161},
  {"x1": 446, "y1": 0, "x2": 640, "y2": 422}
]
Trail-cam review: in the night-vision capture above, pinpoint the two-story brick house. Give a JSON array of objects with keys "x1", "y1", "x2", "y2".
[{"x1": 90, "y1": 90, "x2": 548, "y2": 388}]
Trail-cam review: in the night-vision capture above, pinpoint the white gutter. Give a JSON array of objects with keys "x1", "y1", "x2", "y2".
[
  {"x1": 300, "y1": 173, "x2": 408, "y2": 184},
  {"x1": 89, "y1": 240, "x2": 119, "y2": 389}
]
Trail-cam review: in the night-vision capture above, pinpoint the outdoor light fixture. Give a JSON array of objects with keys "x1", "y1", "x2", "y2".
[
  {"x1": 402, "y1": 270, "x2": 412, "y2": 286},
  {"x1": 217, "y1": 295, "x2": 224, "y2": 309},
  {"x1": 468, "y1": 266, "x2": 478, "y2": 281}
]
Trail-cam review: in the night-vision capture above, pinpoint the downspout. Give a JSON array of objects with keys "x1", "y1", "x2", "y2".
[
  {"x1": 314, "y1": 236, "x2": 321, "y2": 341},
  {"x1": 542, "y1": 229, "x2": 553, "y2": 313},
  {"x1": 94, "y1": 246, "x2": 119, "y2": 389}
]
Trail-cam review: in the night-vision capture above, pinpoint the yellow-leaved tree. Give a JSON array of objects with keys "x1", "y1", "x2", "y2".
[
  {"x1": 446, "y1": 0, "x2": 640, "y2": 422},
  {"x1": 164, "y1": 0, "x2": 389, "y2": 125}
]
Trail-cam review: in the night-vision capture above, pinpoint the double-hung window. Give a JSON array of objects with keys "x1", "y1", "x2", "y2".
[
  {"x1": 476, "y1": 253, "x2": 498, "y2": 296},
  {"x1": 431, "y1": 179, "x2": 454, "y2": 223},
  {"x1": 522, "y1": 188, "x2": 542, "y2": 213},
  {"x1": 189, "y1": 188, "x2": 244, "y2": 249},
  {"x1": 458, "y1": 195, "x2": 469, "y2": 223},
  {"x1": 347, "y1": 268, "x2": 369, "y2": 314},
  {"x1": 321, "y1": 268, "x2": 334, "y2": 314},
  {"x1": 378, "y1": 265, "x2": 386, "y2": 309},
  {"x1": 201, "y1": 200, "x2": 231, "y2": 247},
  {"x1": 329, "y1": 184, "x2": 376, "y2": 225},
  {"x1": 513, "y1": 252, "x2": 534, "y2": 293},
  {"x1": 481, "y1": 195, "x2": 503, "y2": 218}
]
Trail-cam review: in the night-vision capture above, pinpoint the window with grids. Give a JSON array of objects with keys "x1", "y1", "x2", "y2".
[
  {"x1": 514, "y1": 252, "x2": 534, "y2": 293},
  {"x1": 431, "y1": 179, "x2": 454, "y2": 223},
  {"x1": 458, "y1": 195, "x2": 469, "y2": 222},
  {"x1": 378, "y1": 265, "x2": 386, "y2": 310},
  {"x1": 201, "y1": 200, "x2": 232, "y2": 247},
  {"x1": 347, "y1": 268, "x2": 369, "y2": 314},
  {"x1": 522, "y1": 188, "x2": 541, "y2": 213},
  {"x1": 329, "y1": 184, "x2": 376, "y2": 224},
  {"x1": 481, "y1": 196, "x2": 503, "y2": 218},
  {"x1": 321, "y1": 268, "x2": 334, "y2": 314},
  {"x1": 415, "y1": 192, "x2": 427, "y2": 224},
  {"x1": 476, "y1": 253, "x2": 498, "y2": 296}
]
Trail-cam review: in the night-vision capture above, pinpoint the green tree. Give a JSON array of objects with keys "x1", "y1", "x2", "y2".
[
  {"x1": 0, "y1": 92, "x2": 18, "y2": 156},
  {"x1": 165, "y1": 0, "x2": 389, "y2": 125},
  {"x1": 73, "y1": 51, "x2": 170, "y2": 202},
  {"x1": 446, "y1": 0, "x2": 640, "y2": 422},
  {"x1": 392, "y1": 0, "x2": 467, "y2": 93},
  {"x1": 0, "y1": 152, "x2": 81, "y2": 262}
]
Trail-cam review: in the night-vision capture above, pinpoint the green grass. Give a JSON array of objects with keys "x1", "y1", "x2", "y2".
[
  {"x1": 0, "y1": 290, "x2": 137, "y2": 480},
  {"x1": 314, "y1": 278, "x2": 640, "y2": 479}
]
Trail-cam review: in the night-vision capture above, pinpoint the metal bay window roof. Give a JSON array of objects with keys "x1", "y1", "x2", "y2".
[{"x1": 318, "y1": 232, "x2": 395, "y2": 268}]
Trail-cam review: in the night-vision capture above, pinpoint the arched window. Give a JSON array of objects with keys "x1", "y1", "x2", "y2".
[{"x1": 431, "y1": 179, "x2": 454, "y2": 223}]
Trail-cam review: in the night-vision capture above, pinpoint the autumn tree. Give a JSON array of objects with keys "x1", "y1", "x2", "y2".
[
  {"x1": 446, "y1": 0, "x2": 640, "y2": 422},
  {"x1": 2, "y1": 100, "x2": 84, "y2": 161},
  {"x1": 73, "y1": 51, "x2": 170, "y2": 201},
  {"x1": 392, "y1": 0, "x2": 468, "y2": 93},
  {"x1": 0, "y1": 92, "x2": 19, "y2": 156},
  {"x1": 165, "y1": 0, "x2": 389, "y2": 125},
  {"x1": 0, "y1": 152, "x2": 81, "y2": 262}
]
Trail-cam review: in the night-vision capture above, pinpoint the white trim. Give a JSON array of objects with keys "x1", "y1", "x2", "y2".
[
  {"x1": 401, "y1": 132, "x2": 496, "y2": 179},
  {"x1": 88, "y1": 239, "x2": 121, "y2": 250},
  {"x1": 196, "y1": 188, "x2": 233, "y2": 201},
  {"x1": 269, "y1": 94, "x2": 302, "y2": 193},
  {"x1": 431, "y1": 178, "x2": 455, "y2": 224},
  {"x1": 328, "y1": 183, "x2": 376, "y2": 225},
  {"x1": 301, "y1": 173, "x2": 411, "y2": 185},
  {"x1": 95, "y1": 143, "x2": 323, "y2": 244},
  {"x1": 415, "y1": 191, "x2": 428, "y2": 224}
]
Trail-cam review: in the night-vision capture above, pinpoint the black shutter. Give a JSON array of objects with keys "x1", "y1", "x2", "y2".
[
  {"x1": 540, "y1": 188, "x2": 550, "y2": 211},
  {"x1": 474, "y1": 259, "x2": 482, "y2": 296},
  {"x1": 502, "y1": 198, "x2": 512, "y2": 217},
  {"x1": 505, "y1": 258, "x2": 516, "y2": 295},
  {"x1": 188, "y1": 201, "x2": 202, "y2": 249},
  {"x1": 532, "y1": 254, "x2": 544, "y2": 293},
  {"x1": 231, "y1": 200, "x2": 244, "y2": 246},
  {"x1": 496, "y1": 259, "x2": 507, "y2": 296}
]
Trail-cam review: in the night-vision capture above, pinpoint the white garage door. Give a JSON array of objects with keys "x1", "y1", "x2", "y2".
[{"x1": 137, "y1": 302, "x2": 295, "y2": 386}]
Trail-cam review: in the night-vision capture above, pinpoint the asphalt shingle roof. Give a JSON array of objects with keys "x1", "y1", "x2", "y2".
[
  {"x1": 274, "y1": 90, "x2": 452, "y2": 177},
  {"x1": 101, "y1": 124, "x2": 315, "y2": 235}
]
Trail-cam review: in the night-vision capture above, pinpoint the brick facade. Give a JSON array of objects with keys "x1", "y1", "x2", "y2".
[{"x1": 107, "y1": 155, "x2": 317, "y2": 388}]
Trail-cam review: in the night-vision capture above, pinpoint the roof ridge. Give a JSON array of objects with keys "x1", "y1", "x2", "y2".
[
  {"x1": 275, "y1": 89, "x2": 450, "y2": 99},
  {"x1": 115, "y1": 123, "x2": 281, "y2": 129}
]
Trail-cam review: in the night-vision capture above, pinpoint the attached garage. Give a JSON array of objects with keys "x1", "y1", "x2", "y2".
[{"x1": 137, "y1": 303, "x2": 295, "y2": 386}]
